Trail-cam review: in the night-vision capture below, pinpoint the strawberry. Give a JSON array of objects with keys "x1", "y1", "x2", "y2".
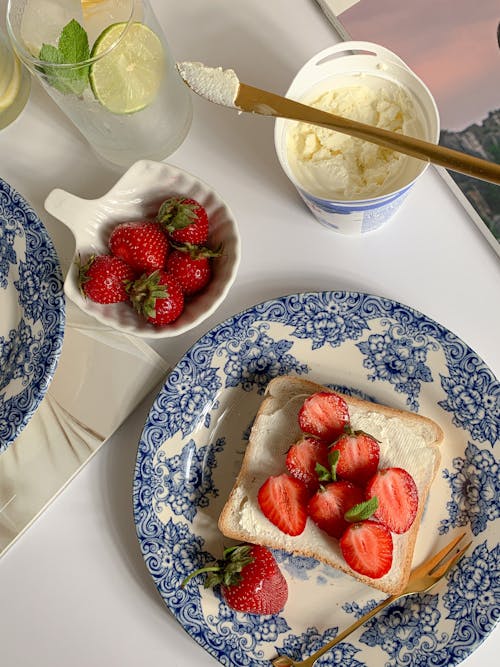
[
  {"x1": 182, "y1": 544, "x2": 287, "y2": 615},
  {"x1": 307, "y1": 480, "x2": 364, "y2": 538},
  {"x1": 298, "y1": 391, "x2": 350, "y2": 443},
  {"x1": 340, "y1": 520, "x2": 393, "y2": 579},
  {"x1": 285, "y1": 436, "x2": 329, "y2": 493},
  {"x1": 128, "y1": 270, "x2": 184, "y2": 326},
  {"x1": 108, "y1": 220, "x2": 169, "y2": 272},
  {"x1": 258, "y1": 473, "x2": 308, "y2": 536},
  {"x1": 157, "y1": 196, "x2": 209, "y2": 245},
  {"x1": 166, "y1": 242, "x2": 222, "y2": 295},
  {"x1": 77, "y1": 254, "x2": 135, "y2": 304},
  {"x1": 329, "y1": 427, "x2": 380, "y2": 485},
  {"x1": 365, "y1": 467, "x2": 419, "y2": 534}
]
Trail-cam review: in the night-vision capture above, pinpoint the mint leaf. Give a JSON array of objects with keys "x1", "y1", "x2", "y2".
[
  {"x1": 38, "y1": 19, "x2": 90, "y2": 96},
  {"x1": 344, "y1": 497, "x2": 379, "y2": 523},
  {"x1": 39, "y1": 43, "x2": 62, "y2": 63},
  {"x1": 58, "y1": 19, "x2": 90, "y2": 64}
]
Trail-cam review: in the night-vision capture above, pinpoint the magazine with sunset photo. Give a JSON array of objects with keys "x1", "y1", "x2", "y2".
[{"x1": 315, "y1": 0, "x2": 500, "y2": 254}]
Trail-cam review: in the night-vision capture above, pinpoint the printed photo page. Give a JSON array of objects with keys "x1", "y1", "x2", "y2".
[{"x1": 315, "y1": 0, "x2": 500, "y2": 253}]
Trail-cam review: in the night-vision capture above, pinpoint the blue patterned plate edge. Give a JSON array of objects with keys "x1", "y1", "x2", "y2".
[{"x1": 0, "y1": 178, "x2": 66, "y2": 452}]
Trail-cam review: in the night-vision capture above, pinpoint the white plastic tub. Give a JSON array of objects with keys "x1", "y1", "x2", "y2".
[{"x1": 274, "y1": 42, "x2": 440, "y2": 235}]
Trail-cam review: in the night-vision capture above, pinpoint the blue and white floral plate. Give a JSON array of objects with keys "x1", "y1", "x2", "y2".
[
  {"x1": 133, "y1": 291, "x2": 499, "y2": 667},
  {"x1": 0, "y1": 178, "x2": 65, "y2": 453}
]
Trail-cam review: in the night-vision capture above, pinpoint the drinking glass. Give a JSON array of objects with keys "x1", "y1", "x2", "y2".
[
  {"x1": 6, "y1": 0, "x2": 192, "y2": 167},
  {"x1": 0, "y1": 25, "x2": 31, "y2": 130}
]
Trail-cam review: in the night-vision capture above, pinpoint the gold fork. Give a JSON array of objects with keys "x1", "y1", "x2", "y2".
[{"x1": 272, "y1": 532, "x2": 471, "y2": 667}]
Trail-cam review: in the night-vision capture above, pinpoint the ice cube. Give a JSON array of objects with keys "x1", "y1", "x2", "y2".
[{"x1": 20, "y1": 0, "x2": 84, "y2": 56}]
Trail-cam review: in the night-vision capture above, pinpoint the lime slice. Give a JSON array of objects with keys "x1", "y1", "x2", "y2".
[
  {"x1": 0, "y1": 57, "x2": 22, "y2": 112},
  {"x1": 89, "y1": 21, "x2": 164, "y2": 114}
]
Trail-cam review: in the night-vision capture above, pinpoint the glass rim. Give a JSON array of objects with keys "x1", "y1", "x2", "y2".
[{"x1": 6, "y1": 0, "x2": 136, "y2": 70}]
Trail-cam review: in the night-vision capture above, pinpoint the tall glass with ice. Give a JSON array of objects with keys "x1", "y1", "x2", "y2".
[{"x1": 7, "y1": 0, "x2": 192, "y2": 166}]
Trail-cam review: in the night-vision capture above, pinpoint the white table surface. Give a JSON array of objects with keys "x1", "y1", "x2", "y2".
[{"x1": 0, "y1": 1, "x2": 498, "y2": 666}]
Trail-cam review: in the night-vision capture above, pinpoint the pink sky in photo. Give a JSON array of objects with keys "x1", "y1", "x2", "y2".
[{"x1": 341, "y1": 0, "x2": 500, "y2": 131}]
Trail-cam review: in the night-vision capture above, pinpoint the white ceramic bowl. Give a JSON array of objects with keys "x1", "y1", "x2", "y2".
[
  {"x1": 0, "y1": 177, "x2": 65, "y2": 453},
  {"x1": 44, "y1": 160, "x2": 241, "y2": 338}
]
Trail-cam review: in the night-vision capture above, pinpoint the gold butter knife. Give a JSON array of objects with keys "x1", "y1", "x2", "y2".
[{"x1": 177, "y1": 62, "x2": 500, "y2": 186}]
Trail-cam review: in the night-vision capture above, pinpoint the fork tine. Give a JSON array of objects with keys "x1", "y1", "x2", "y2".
[
  {"x1": 411, "y1": 532, "x2": 467, "y2": 578},
  {"x1": 431, "y1": 540, "x2": 472, "y2": 579}
]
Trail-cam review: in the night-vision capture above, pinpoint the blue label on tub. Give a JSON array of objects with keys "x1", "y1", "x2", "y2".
[{"x1": 298, "y1": 183, "x2": 413, "y2": 235}]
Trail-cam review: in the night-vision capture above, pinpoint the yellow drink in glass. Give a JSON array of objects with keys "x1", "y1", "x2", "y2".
[{"x1": 0, "y1": 28, "x2": 31, "y2": 130}]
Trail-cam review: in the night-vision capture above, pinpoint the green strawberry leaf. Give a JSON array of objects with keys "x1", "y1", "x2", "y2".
[
  {"x1": 315, "y1": 449, "x2": 340, "y2": 485},
  {"x1": 38, "y1": 19, "x2": 90, "y2": 96},
  {"x1": 328, "y1": 448, "x2": 340, "y2": 481},
  {"x1": 315, "y1": 462, "x2": 331, "y2": 483}
]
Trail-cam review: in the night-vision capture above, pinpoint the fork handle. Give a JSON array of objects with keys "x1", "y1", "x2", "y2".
[{"x1": 275, "y1": 594, "x2": 398, "y2": 667}]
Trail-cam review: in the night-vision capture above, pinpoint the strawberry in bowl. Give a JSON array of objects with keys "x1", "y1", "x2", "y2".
[{"x1": 44, "y1": 160, "x2": 241, "y2": 338}]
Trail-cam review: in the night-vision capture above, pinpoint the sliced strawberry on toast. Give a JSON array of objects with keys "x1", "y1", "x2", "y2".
[
  {"x1": 340, "y1": 520, "x2": 393, "y2": 579},
  {"x1": 285, "y1": 436, "x2": 329, "y2": 493},
  {"x1": 366, "y1": 467, "x2": 419, "y2": 534},
  {"x1": 298, "y1": 391, "x2": 350, "y2": 443},
  {"x1": 257, "y1": 473, "x2": 308, "y2": 536},
  {"x1": 329, "y1": 427, "x2": 380, "y2": 485},
  {"x1": 307, "y1": 480, "x2": 364, "y2": 538}
]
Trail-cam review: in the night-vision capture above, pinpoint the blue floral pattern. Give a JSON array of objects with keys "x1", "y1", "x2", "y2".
[
  {"x1": 152, "y1": 357, "x2": 222, "y2": 439},
  {"x1": 357, "y1": 320, "x2": 437, "y2": 411},
  {"x1": 0, "y1": 178, "x2": 65, "y2": 452},
  {"x1": 275, "y1": 626, "x2": 364, "y2": 667},
  {"x1": 0, "y1": 205, "x2": 21, "y2": 288},
  {"x1": 439, "y1": 351, "x2": 499, "y2": 446},
  {"x1": 356, "y1": 592, "x2": 446, "y2": 665},
  {"x1": 0, "y1": 319, "x2": 43, "y2": 393},
  {"x1": 153, "y1": 437, "x2": 226, "y2": 521},
  {"x1": 282, "y1": 291, "x2": 372, "y2": 350},
  {"x1": 349, "y1": 542, "x2": 500, "y2": 667},
  {"x1": 223, "y1": 324, "x2": 308, "y2": 393},
  {"x1": 133, "y1": 291, "x2": 499, "y2": 667},
  {"x1": 440, "y1": 442, "x2": 499, "y2": 536},
  {"x1": 443, "y1": 541, "x2": 499, "y2": 656}
]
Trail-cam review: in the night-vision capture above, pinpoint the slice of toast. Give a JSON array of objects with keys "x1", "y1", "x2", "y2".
[{"x1": 218, "y1": 375, "x2": 443, "y2": 595}]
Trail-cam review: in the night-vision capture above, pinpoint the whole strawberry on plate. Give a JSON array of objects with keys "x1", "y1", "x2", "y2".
[
  {"x1": 166, "y1": 242, "x2": 222, "y2": 295},
  {"x1": 128, "y1": 270, "x2": 184, "y2": 326},
  {"x1": 78, "y1": 254, "x2": 135, "y2": 304},
  {"x1": 157, "y1": 195, "x2": 209, "y2": 245},
  {"x1": 182, "y1": 544, "x2": 288, "y2": 615},
  {"x1": 108, "y1": 220, "x2": 169, "y2": 272}
]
